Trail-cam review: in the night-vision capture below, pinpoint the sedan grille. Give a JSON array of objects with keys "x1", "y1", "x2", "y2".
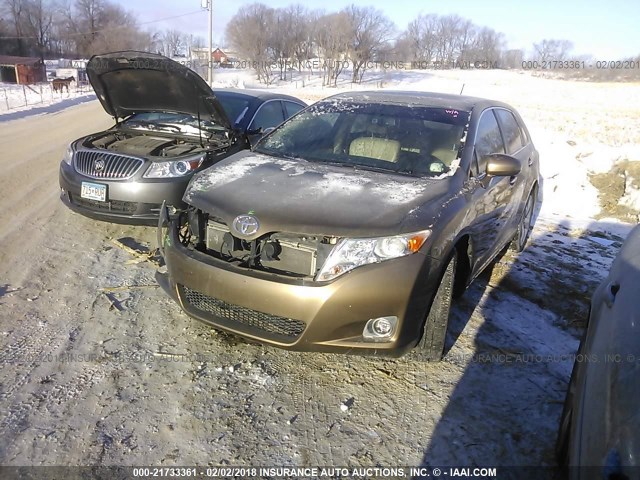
[
  {"x1": 72, "y1": 196, "x2": 138, "y2": 214},
  {"x1": 74, "y1": 150, "x2": 144, "y2": 179},
  {"x1": 181, "y1": 286, "x2": 306, "y2": 340}
]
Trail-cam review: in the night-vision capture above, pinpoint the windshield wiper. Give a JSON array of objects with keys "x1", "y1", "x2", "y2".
[{"x1": 254, "y1": 148, "x2": 305, "y2": 162}]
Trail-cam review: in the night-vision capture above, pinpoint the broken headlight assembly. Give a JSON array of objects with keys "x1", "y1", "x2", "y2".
[
  {"x1": 143, "y1": 153, "x2": 205, "y2": 178},
  {"x1": 315, "y1": 230, "x2": 431, "y2": 281}
]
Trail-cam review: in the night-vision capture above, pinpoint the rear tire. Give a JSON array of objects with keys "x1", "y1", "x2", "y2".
[{"x1": 413, "y1": 252, "x2": 457, "y2": 361}]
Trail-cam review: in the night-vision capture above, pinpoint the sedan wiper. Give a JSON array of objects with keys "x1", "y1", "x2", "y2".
[
  {"x1": 254, "y1": 148, "x2": 306, "y2": 162},
  {"x1": 312, "y1": 159, "x2": 418, "y2": 177}
]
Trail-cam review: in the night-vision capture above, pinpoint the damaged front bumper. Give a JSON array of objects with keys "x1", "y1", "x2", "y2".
[{"x1": 156, "y1": 205, "x2": 441, "y2": 356}]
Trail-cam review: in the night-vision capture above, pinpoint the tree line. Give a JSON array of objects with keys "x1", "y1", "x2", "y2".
[
  {"x1": 2, "y1": 0, "x2": 637, "y2": 83},
  {"x1": 225, "y1": 3, "x2": 591, "y2": 86},
  {"x1": 0, "y1": 0, "x2": 207, "y2": 60}
]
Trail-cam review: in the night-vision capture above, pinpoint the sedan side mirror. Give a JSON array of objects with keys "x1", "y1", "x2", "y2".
[
  {"x1": 485, "y1": 153, "x2": 521, "y2": 177},
  {"x1": 247, "y1": 126, "x2": 276, "y2": 136},
  {"x1": 246, "y1": 126, "x2": 263, "y2": 135}
]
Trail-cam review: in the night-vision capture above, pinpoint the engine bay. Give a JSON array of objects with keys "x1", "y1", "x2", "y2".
[
  {"x1": 83, "y1": 131, "x2": 207, "y2": 158},
  {"x1": 180, "y1": 210, "x2": 337, "y2": 280}
]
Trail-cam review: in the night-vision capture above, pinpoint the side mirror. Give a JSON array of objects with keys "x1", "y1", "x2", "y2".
[
  {"x1": 247, "y1": 126, "x2": 275, "y2": 136},
  {"x1": 485, "y1": 153, "x2": 521, "y2": 177},
  {"x1": 246, "y1": 126, "x2": 263, "y2": 136}
]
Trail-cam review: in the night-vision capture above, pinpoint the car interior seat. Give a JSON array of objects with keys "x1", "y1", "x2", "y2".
[
  {"x1": 348, "y1": 137, "x2": 401, "y2": 163},
  {"x1": 430, "y1": 128, "x2": 461, "y2": 167}
]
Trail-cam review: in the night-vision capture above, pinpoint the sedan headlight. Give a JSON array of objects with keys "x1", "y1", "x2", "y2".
[
  {"x1": 143, "y1": 154, "x2": 205, "y2": 178},
  {"x1": 62, "y1": 144, "x2": 74, "y2": 165},
  {"x1": 316, "y1": 230, "x2": 431, "y2": 281}
]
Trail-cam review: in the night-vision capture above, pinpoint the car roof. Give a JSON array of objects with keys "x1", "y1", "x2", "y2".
[
  {"x1": 320, "y1": 90, "x2": 512, "y2": 112},
  {"x1": 212, "y1": 88, "x2": 305, "y2": 104}
]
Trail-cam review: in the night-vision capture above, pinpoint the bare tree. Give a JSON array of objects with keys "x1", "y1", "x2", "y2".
[
  {"x1": 270, "y1": 7, "x2": 295, "y2": 80},
  {"x1": 315, "y1": 11, "x2": 351, "y2": 86},
  {"x1": 471, "y1": 27, "x2": 504, "y2": 64},
  {"x1": 456, "y1": 18, "x2": 475, "y2": 63},
  {"x1": 402, "y1": 13, "x2": 505, "y2": 68},
  {"x1": 533, "y1": 39, "x2": 573, "y2": 62},
  {"x1": 23, "y1": 0, "x2": 53, "y2": 59},
  {"x1": 405, "y1": 13, "x2": 438, "y2": 63},
  {"x1": 226, "y1": 3, "x2": 276, "y2": 84},
  {"x1": 162, "y1": 29, "x2": 184, "y2": 57},
  {"x1": 284, "y1": 4, "x2": 313, "y2": 78},
  {"x1": 3, "y1": 0, "x2": 27, "y2": 55},
  {"x1": 433, "y1": 14, "x2": 467, "y2": 65},
  {"x1": 343, "y1": 5, "x2": 394, "y2": 83},
  {"x1": 502, "y1": 49, "x2": 524, "y2": 69}
]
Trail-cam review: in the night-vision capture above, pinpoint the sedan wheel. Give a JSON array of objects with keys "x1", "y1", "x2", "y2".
[{"x1": 511, "y1": 191, "x2": 535, "y2": 252}]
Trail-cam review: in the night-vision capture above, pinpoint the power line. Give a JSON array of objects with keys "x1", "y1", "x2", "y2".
[{"x1": 0, "y1": 9, "x2": 203, "y2": 40}]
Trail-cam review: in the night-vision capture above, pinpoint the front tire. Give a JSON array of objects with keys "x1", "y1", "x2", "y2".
[
  {"x1": 414, "y1": 252, "x2": 457, "y2": 361},
  {"x1": 511, "y1": 190, "x2": 536, "y2": 252}
]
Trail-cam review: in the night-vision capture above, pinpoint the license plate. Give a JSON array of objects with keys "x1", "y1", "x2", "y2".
[{"x1": 80, "y1": 182, "x2": 107, "y2": 202}]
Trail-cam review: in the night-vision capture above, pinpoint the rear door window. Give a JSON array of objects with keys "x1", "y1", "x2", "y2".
[
  {"x1": 495, "y1": 109, "x2": 525, "y2": 154},
  {"x1": 284, "y1": 101, "x2": 305, "y2": 118}
]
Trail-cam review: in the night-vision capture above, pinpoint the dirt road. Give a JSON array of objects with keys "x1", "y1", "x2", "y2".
[{"x1": 0, "y1": 102, "x2": 625, "y2": 473}]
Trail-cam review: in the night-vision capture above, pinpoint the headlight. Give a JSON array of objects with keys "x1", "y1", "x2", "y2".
[
  {"x1": 62, "y1": 144, "x2": 74, "y2": 165},
  {"x1": 143, "y1": 154, "x2": 205, "y2": 178},
  {"x1": 315, "y1": 230, "x2": 431, "y2": 281}
]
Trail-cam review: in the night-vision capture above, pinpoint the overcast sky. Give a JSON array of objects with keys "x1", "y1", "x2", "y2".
[{"x1": 121, "y1": 0, "x2": 639, "y2": 59}]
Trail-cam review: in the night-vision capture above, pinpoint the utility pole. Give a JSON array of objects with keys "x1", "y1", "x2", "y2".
[
  {"x1": 201, "y1": 0, "x2": 213, "y2": 84},
  {"x1": 207, "y1": 0, "x2": 213, "y2": 85}
]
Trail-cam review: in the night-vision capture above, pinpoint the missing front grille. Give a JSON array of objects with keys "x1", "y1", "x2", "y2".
[{"x1": 181, "y1": 286, "x2": 305, "y2": 339}]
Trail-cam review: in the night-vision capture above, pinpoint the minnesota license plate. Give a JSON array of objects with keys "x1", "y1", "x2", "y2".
[{"x1": 80, "y1": 182, "x2": 107, "y2": 202}]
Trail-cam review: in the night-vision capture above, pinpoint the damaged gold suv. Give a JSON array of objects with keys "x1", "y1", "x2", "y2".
[{"x1": 157, "y1": 91, "x2": 540, "y2": 359}]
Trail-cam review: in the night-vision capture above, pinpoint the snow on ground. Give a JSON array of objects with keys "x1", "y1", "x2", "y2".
[
  {"x1": 0, "y1": 67, "x2": 638, "y2": 473},
  {"x1": 0, "y1": 81, "x2": 95, "y2": 116}
]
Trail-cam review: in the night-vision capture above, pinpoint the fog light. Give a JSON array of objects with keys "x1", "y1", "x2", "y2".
[{"x1": 363, "y1": 316, "x2": 398, "y2": 341}]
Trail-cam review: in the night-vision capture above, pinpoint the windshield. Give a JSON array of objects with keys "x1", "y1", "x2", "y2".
[
  {"x1": 255, "y1": 101, "x2": 469, "y2": 177},
  {"x1": 213, "y1": 93, "x2": 251, "y2": 125},
  {"x1": 123, "y1": 112, "x2": 226, "y2": 136}
]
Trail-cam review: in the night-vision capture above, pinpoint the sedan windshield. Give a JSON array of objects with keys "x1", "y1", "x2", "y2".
[{"x1": 255, "y1": 101, "x2": 469, "y2": 177}]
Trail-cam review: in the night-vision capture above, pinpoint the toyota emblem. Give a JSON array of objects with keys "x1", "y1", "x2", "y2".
[
  {"x1": 94, "y1": 158, "x2": 106, "y2": 172},
  {"x1": 232, "y1": 214, "x2": 260, "y2": 236}
]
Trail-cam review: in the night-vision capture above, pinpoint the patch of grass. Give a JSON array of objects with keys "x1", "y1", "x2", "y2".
[{"x1": 589, "y1": 160, "x2": 640, "y2": 222}]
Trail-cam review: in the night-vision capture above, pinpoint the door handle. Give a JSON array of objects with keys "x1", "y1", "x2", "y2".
[
  {"x1": 509, "y1": 176, "x2": 517, "y2": 186},
  {"x1": 528, "y1": 158, "x2": 534, "y2": 167}
]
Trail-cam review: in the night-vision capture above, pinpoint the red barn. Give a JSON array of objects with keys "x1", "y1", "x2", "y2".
[{"x1": 0, "y1": 56, "x2": 46, "y2": 84}]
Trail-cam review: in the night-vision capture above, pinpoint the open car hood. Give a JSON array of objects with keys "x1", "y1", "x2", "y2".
[{"x1": 86, "y1": 51, "x2": 231, "y2": 129}]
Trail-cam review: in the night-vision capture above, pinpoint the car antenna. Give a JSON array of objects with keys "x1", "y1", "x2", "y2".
[{"x1": 460, "y1": 83, "x2": 465, "y2": 95}]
